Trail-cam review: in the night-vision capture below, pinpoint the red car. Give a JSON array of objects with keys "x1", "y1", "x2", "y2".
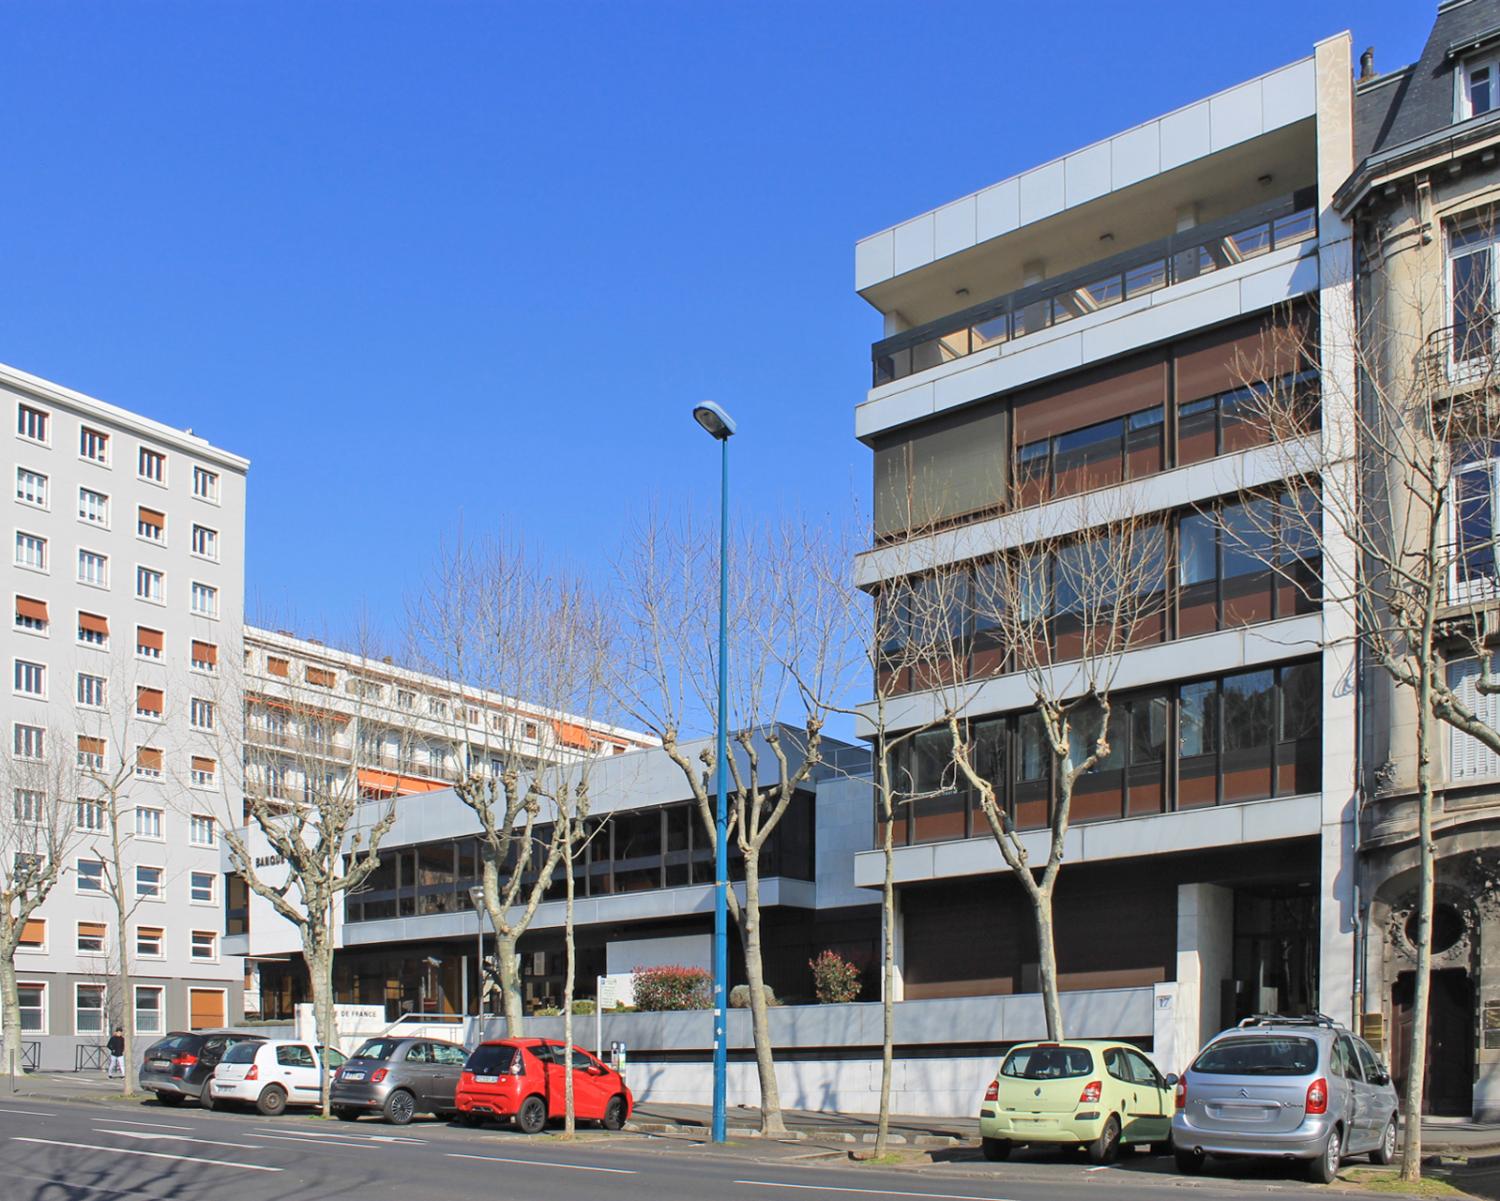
[{"x1": 455, "y1": 1038, "x2": 633, "y2": 1133}]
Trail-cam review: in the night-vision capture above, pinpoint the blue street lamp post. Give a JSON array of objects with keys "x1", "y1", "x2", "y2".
[{"x1": 692, "y1": 401, "x2": 736, "y2": 1145}]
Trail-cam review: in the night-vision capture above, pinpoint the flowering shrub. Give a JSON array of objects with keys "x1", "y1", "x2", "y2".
[
  {"x1": 809, "y1": 949, "x2": 862, "y2": 1004},
  {"x1": 632, "y1": 964, "x2": 712, "y2": 1011}
]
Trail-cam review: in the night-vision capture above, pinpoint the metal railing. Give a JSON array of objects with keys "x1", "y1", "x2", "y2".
[
  {"x1": 75, "y1": 1043, "x2": 107, "y2": 1072},
  {"x1": 21, "y1": 1041, "x2": 39, "y2": 1071},
  {"x1": 872, "y1": 190, "x2": 1318, "y2": 386}
]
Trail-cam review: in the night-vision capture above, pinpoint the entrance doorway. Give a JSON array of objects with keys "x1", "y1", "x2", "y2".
[{"x1": 1392, "y1": 969, "x2": 1474, "y2": 1117}]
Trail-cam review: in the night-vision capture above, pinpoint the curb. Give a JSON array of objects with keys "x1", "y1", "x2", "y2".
[{"x1": 624, "y1": 1121, "x2": 969, "y2": 1149}]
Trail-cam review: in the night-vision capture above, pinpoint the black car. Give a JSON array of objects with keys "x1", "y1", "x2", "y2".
[{"x1": 140, "y1": 1030, "x2": 264, "y2": 1106}]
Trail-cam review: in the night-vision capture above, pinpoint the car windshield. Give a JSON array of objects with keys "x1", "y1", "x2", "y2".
[
  {"x1": 351, "y1": 1039, "x2": 403, "y2": 1062},
  {"x1": 1193, "y1": 1036, "x2": 1319, "y2": 1076},
  {"x1": 222, "y1": 1041, "x2": 261, "y2": 1064},
  {"x1": 466, "y1": 1044, "x2": 523, "y2": 1075},
  {"x1": 1000, "y1": 1046, "x2": 1094, "y2": 1080}
]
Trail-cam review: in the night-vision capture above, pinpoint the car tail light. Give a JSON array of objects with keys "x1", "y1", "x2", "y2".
[
  {"x1": 1175, "y1": 1077, "x2": 1187, "y2": 1109},
  {"x1": 984, "y1": 1080, "x2": 998, "y2": 1102},
  {"x1": 1079, "y1": 1080, "x2": 1102, "y2": 1104},
  {"x1": 171, "y1": 1054, "x2": 198, "y2": 1068},
  {"x1": 461, "y1": 1071, "x2": 473, "y2": 1081},
  {"x1": 245, "y1": 1064, "x2": 259, "y2": 1082},
  {"x1": 370, "y1": 1069, "x2": 388, "y2": 1084},
  {"x1": 1306, "y1": 1077, "x2": 1328, "y2": 1115}
]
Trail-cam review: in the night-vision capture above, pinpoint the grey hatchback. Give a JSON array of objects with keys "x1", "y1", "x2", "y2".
[
  {"x1": 330, "y1": 1036, "x2": 468, "y2": 1125},
  {"x1": 1173, "y1": 1015, "x2": 1399, "y2": 1183}
]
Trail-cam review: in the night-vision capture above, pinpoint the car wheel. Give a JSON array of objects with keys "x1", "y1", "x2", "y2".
[
  {"x1": 157, "y1": 1093, "x2": 185, "y2": 1107},
  {"x1": 515, "y1": 1095, "x2": 547, "y2": 1135},
  {"x1": 198, "y1": 1091, "x2": 216, "y2": 1112},
  {"x1": 602, "y1": 1096, "x2": 626, "y2": 1132},
  {"x1": 1307, "y1": 1125, "x2": 1342, "y2": 1184},
  {"x1": 1174, "y1": 1148, "x2": 1204, "y2": 1175},
  {"x1": 1370, "y1": 1116, "x2": 1397, "y2": 1166},
  {"x1": 1087, "y1": 1116, "x2": 1121, "y2": 1166},
  {"x1": 256, "y1": 1086, "x2": 288, "y2": 1117},
  {"x1": 333, "y1": 1107, "x2": 360, "y2": 1122},
  {"x1": 382, "y1": 1089, "x2": 416, "y2": 1126},
  {"x1": 981, "y1": 1137, "x2": 1011, "y2": 1162}
]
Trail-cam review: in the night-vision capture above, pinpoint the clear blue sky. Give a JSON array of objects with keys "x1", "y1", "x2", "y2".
[{"x1": 0, "y1": 0, "x2": 1427, "y2": 647}]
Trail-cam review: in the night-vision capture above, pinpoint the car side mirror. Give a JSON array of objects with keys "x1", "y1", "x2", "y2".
[
  {"x1": 1373, "y1": 1069, "x2": 1390, "y2": 1086},
  {"x1": 1165, "y1": 1073, "x2": 1179, "y2": 1087}
]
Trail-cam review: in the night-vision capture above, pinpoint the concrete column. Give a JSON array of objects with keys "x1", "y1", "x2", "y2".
[
  {"x1": 1174, "y1": 203, "x2": 1200, "y2": 233},
  {"x1": 1176, "y1": 883, "x2": 1234, "y2": 1066},
  {"x1": 1314, "y1": 29, "x2": 1359, "y2": 1029},
  {"x1": 888, "y1": 890, "x2": 906, "y2": 1003},
  {"x1": 883, "y1": 311, "x2": 911, "y2": 337}
]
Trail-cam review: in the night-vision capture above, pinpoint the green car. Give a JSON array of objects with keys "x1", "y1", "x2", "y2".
[{"x1": 977, "y1": 1039, "x2": 1177, "y2": 1164}]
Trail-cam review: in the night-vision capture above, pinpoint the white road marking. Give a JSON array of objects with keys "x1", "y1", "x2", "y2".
[
  {"x1": 251, "y1": 1132, "x2": 373, "y2": 1149},
  {"x1": 97, "y1": 1127, "x2": 261, "y2": 1150},
  {"x1": 735, "y1": 1183, "x2": 1019, "y2": 1201},
  {"x1": 11, "y1": 1136, "x2": 281, "y2": 1173},
  {"x1": 0, "y1": 1107, "x2": 54, "y2": 1117},
  {"x1": 104, "y1": 1119, "x2": 194, "y2": 1131},
  {"x1": 448, "y1": 1151, "x2": 636, "y2": 1174}
]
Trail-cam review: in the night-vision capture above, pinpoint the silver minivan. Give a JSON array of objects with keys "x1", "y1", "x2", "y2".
[{"x1": 1172, "y1": 1015, "x2": 1399, "y2": 1183}]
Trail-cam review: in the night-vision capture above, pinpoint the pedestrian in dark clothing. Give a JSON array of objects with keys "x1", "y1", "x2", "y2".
[{"x1": 107, "y1": 1028, "x2": 125, "y2": 1078}]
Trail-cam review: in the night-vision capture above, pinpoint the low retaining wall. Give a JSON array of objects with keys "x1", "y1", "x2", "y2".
[{"x1": 472, "y1": 983, "x2": 1179, "y2": 1118}]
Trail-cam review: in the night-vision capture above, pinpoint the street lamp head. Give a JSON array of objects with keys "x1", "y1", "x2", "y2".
[{"x1": 692, "y1": 401, "x2": 737, "y2": 441}]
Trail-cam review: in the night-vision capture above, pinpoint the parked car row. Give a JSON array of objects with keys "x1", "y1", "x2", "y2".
[
  {"x1": 977, "y1": 1015, "x2": 1399, "y2": 1184},
  {"x1": 140, "y1": 1032, "x2": 633, "y2": 1132}
]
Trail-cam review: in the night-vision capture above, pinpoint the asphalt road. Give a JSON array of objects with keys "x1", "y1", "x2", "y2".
[{"x1": 0, "y1": 1095, "x2": 1407, "y2": 1201}]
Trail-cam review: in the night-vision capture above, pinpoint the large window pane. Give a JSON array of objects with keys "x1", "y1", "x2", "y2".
[
  {"x1": 1222, "y1": 669, "x2": 1275, "y2": 803},
  {"x1": 1453, "y1": 246, "x2": 1494, "y2": 363},
  {"x1": 1456, "y1": 464, "x2": 1496, "y2": 583},
  {"x1": 908, "y1": 408, "x2": 1008, "y2": 524},
  {"x1": 1179, "y1": 513, "x2": 1217, "y2": 585}
]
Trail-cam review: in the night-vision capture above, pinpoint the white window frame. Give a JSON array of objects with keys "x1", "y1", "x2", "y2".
[
  {"x1": 1447, "y1": 220, "x2": 1500, "y2": 380},
  {"x1": 18, "y1": 981, "x2": 46, "y2": 1035},
  {"x1": 192, "y1": 465, "x2": 219, "y2": 503},
  {"x1": 74, "y1": 982, "x2": 106, "y2": 1037},
  {"x1": 134, "y1": 984, "x2": 164, "y2": 1036},
  {"x1": 13, "y1": 723, "x2": 44, "y2": 760},
  {"x1": 136, "y1": 508, "x2": 165, "y2": 544},
  {"x1": 189, "y1": 815, "x2": 216, "y2": 848},
  {"x1": 16, "y1": 403, "x2": 49, "y2": 446},
  {"x1": 190, "y1": 582, "x2": 218, "y2": 618},
  {"x1": 15, "y1": 467, "x2": 47, "y2": 510},
  {"x1": 76, "y1": 797, "x2": 105, "y2": 832},
  {"x1": 189, "y1": 868, "x2": 216, "y2": 903},
  {"x1": 14, "y1": 658, "x2": 45, "y2": 698},
  {"x1": 18, "y1": 918, "x2": 46, "y2": 954},
  {"x1": 135, "y1": 565, "x2": 164, "y2": 604},
  {"x1": 190, "y1": 930, "x2": 218, "y2": 963},
  {"x1": 79, "y1": 426, "x2": 109, "y2": 465},
  {"x1": 75, "y1": 857, "x2": 105, "y2": 895},
  {"x1": 189, "y1": 697, "x2": 215, "y2": 730},
  {"x1": 13, "y1": 787, "x2": 44, "y2": 825},
  {"x1": 78, "y1": 487, "x2": 109, "y2": 528},
  {"x1": 78, "y1": 548, "x2": 109, "y2": 589},
  {"x1": 14, "y1": 530, "x2": 47, "y2": 572},
  {"x1": 77, "y1": 672, "x2": 107, "y2": 709},
  {"x1": 191, "y1": 524, "x2": 218, "y2": 561},
  {"x1": 136, "y1": 628, "x2": 162, "y2": 660},
  {"x1": 135, "y1": 927, "x2": 164, "y2": 959},
  {"x1": 1457, "y1": 54, "x2": 1500, "y2": 121},
  {"x1": 14, "y1": 594, "x2": 47, "y2": 636},
  {"x1": 134, "y1": 806, "x2": 163, "y2": 840},
  {"x1": 138, "y1": 446, "x2": 166, "y2": 485},
  {"x1": 134, "y1": 864, "x2": 164, "y2": 900},
  {"x1": 78, "y1": 613, "x2": 108, "y2": 649},
  {"x1": 76, "y1": 921, "x2": 107, "y2": 956}
]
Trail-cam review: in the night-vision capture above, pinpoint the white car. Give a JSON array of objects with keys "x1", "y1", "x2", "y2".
[{"x1": 208, "y1": 1038, "x2": 348, "y2": 1115}]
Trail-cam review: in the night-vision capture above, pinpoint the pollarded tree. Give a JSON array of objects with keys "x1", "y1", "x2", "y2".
[
  {"x1": 408, "y1": 534, "x2": 617, "y2": 1036},
  {"x1": 0, "y1": 727, "x2": 77, "y2": 1083}
]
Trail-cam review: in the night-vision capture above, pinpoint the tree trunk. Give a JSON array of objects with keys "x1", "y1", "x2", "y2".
[
  {"x1": 876, "y1": 758, "x2": 896, "y2": 1157},
  {"x1": 307, "y1": 938, "x2": 338, "y2": 1119},
  {"x1": 496, "y1": 932, "x2": 524, "y2": 1037},
  {"x1": 1400, "y1": 701, "x2": 1438, "y2": 1182},
  {"x1": 1033, "y1": 882, "x2": 1064, "y2": 1041},
  {"x1": 1, "y1": 952, "x2": 21, "y2": 1088},
  {"x1": 111, "y1": 877, "x2": 136, "y2": 1094},
  {"x1": 740, "y1": 864, "x2": 784, "y2": 1135}
]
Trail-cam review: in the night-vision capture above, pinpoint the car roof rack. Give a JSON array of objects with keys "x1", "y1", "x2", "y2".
[{"x1": 1236, "y1": 1013, "x2": 1344, "y2": 1030}]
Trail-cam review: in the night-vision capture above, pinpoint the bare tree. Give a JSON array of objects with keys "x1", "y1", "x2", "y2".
[
  {"x1": 215, "y1": 634, "x2": 402, "y2": 1117},
  {"x1": 0, "y1": 727, "x2": 77, "y2": 1085},
  {"x1": 1226, "y1": 289, "x2": 1500, "y2": 1179},
  {"x1": 612, "y1": 513, "x2": 851, "y2": 1136},
  {"x1": 925, "y1": 502, "x2": 1169, "y2": 1041},
  {"x1": 409, "y1": 535, "x2": 614, "y2": 1038}
]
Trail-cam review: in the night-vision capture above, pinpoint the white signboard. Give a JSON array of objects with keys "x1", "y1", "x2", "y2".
[{"x1": 597, "y1": 973, "x2": 634, "y2": 1010}]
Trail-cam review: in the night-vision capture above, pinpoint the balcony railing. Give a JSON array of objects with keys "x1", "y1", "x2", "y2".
[{"x1": 871, "y1": 190, "x2": 1318, "y2": 387}]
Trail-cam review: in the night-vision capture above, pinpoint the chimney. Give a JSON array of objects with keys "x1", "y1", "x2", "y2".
[{"x1": 1360, "y1": 47, "x2": 1376, "y2": 80}]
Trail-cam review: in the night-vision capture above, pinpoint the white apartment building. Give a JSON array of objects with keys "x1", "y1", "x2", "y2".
[
  {"x1": 852, "y1": 35, "x2": 1359, "y2": 1073},
  {"x1": 3, "y1": 362, "x2": 248, "y2": 1068}
]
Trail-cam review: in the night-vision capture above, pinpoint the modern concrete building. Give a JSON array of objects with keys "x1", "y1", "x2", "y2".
[
  {"x1": 232, "y1": 729, "x2": 877, "y2": 1024},
  {"x1": 2, "y1": 362, "x2": 249, "y2": 1068},
  {"x1": 850, "y1": 35, "x2": 1360, "y2": 1073},
  {"x1": 1336, "y1": 0, "x2": 1500, "y2": 1121}
]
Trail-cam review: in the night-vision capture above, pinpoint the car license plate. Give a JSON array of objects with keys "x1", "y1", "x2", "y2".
[
  {"x1": 474, "y1": 1075, "x2": 498, "y2": 1084},
  {"x1": 149, "y1": 1059, "x2": 169, "y2": 1069},
  {"x1": 343, "y1": 1071, "x2": 364, "y2": 1081}
]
